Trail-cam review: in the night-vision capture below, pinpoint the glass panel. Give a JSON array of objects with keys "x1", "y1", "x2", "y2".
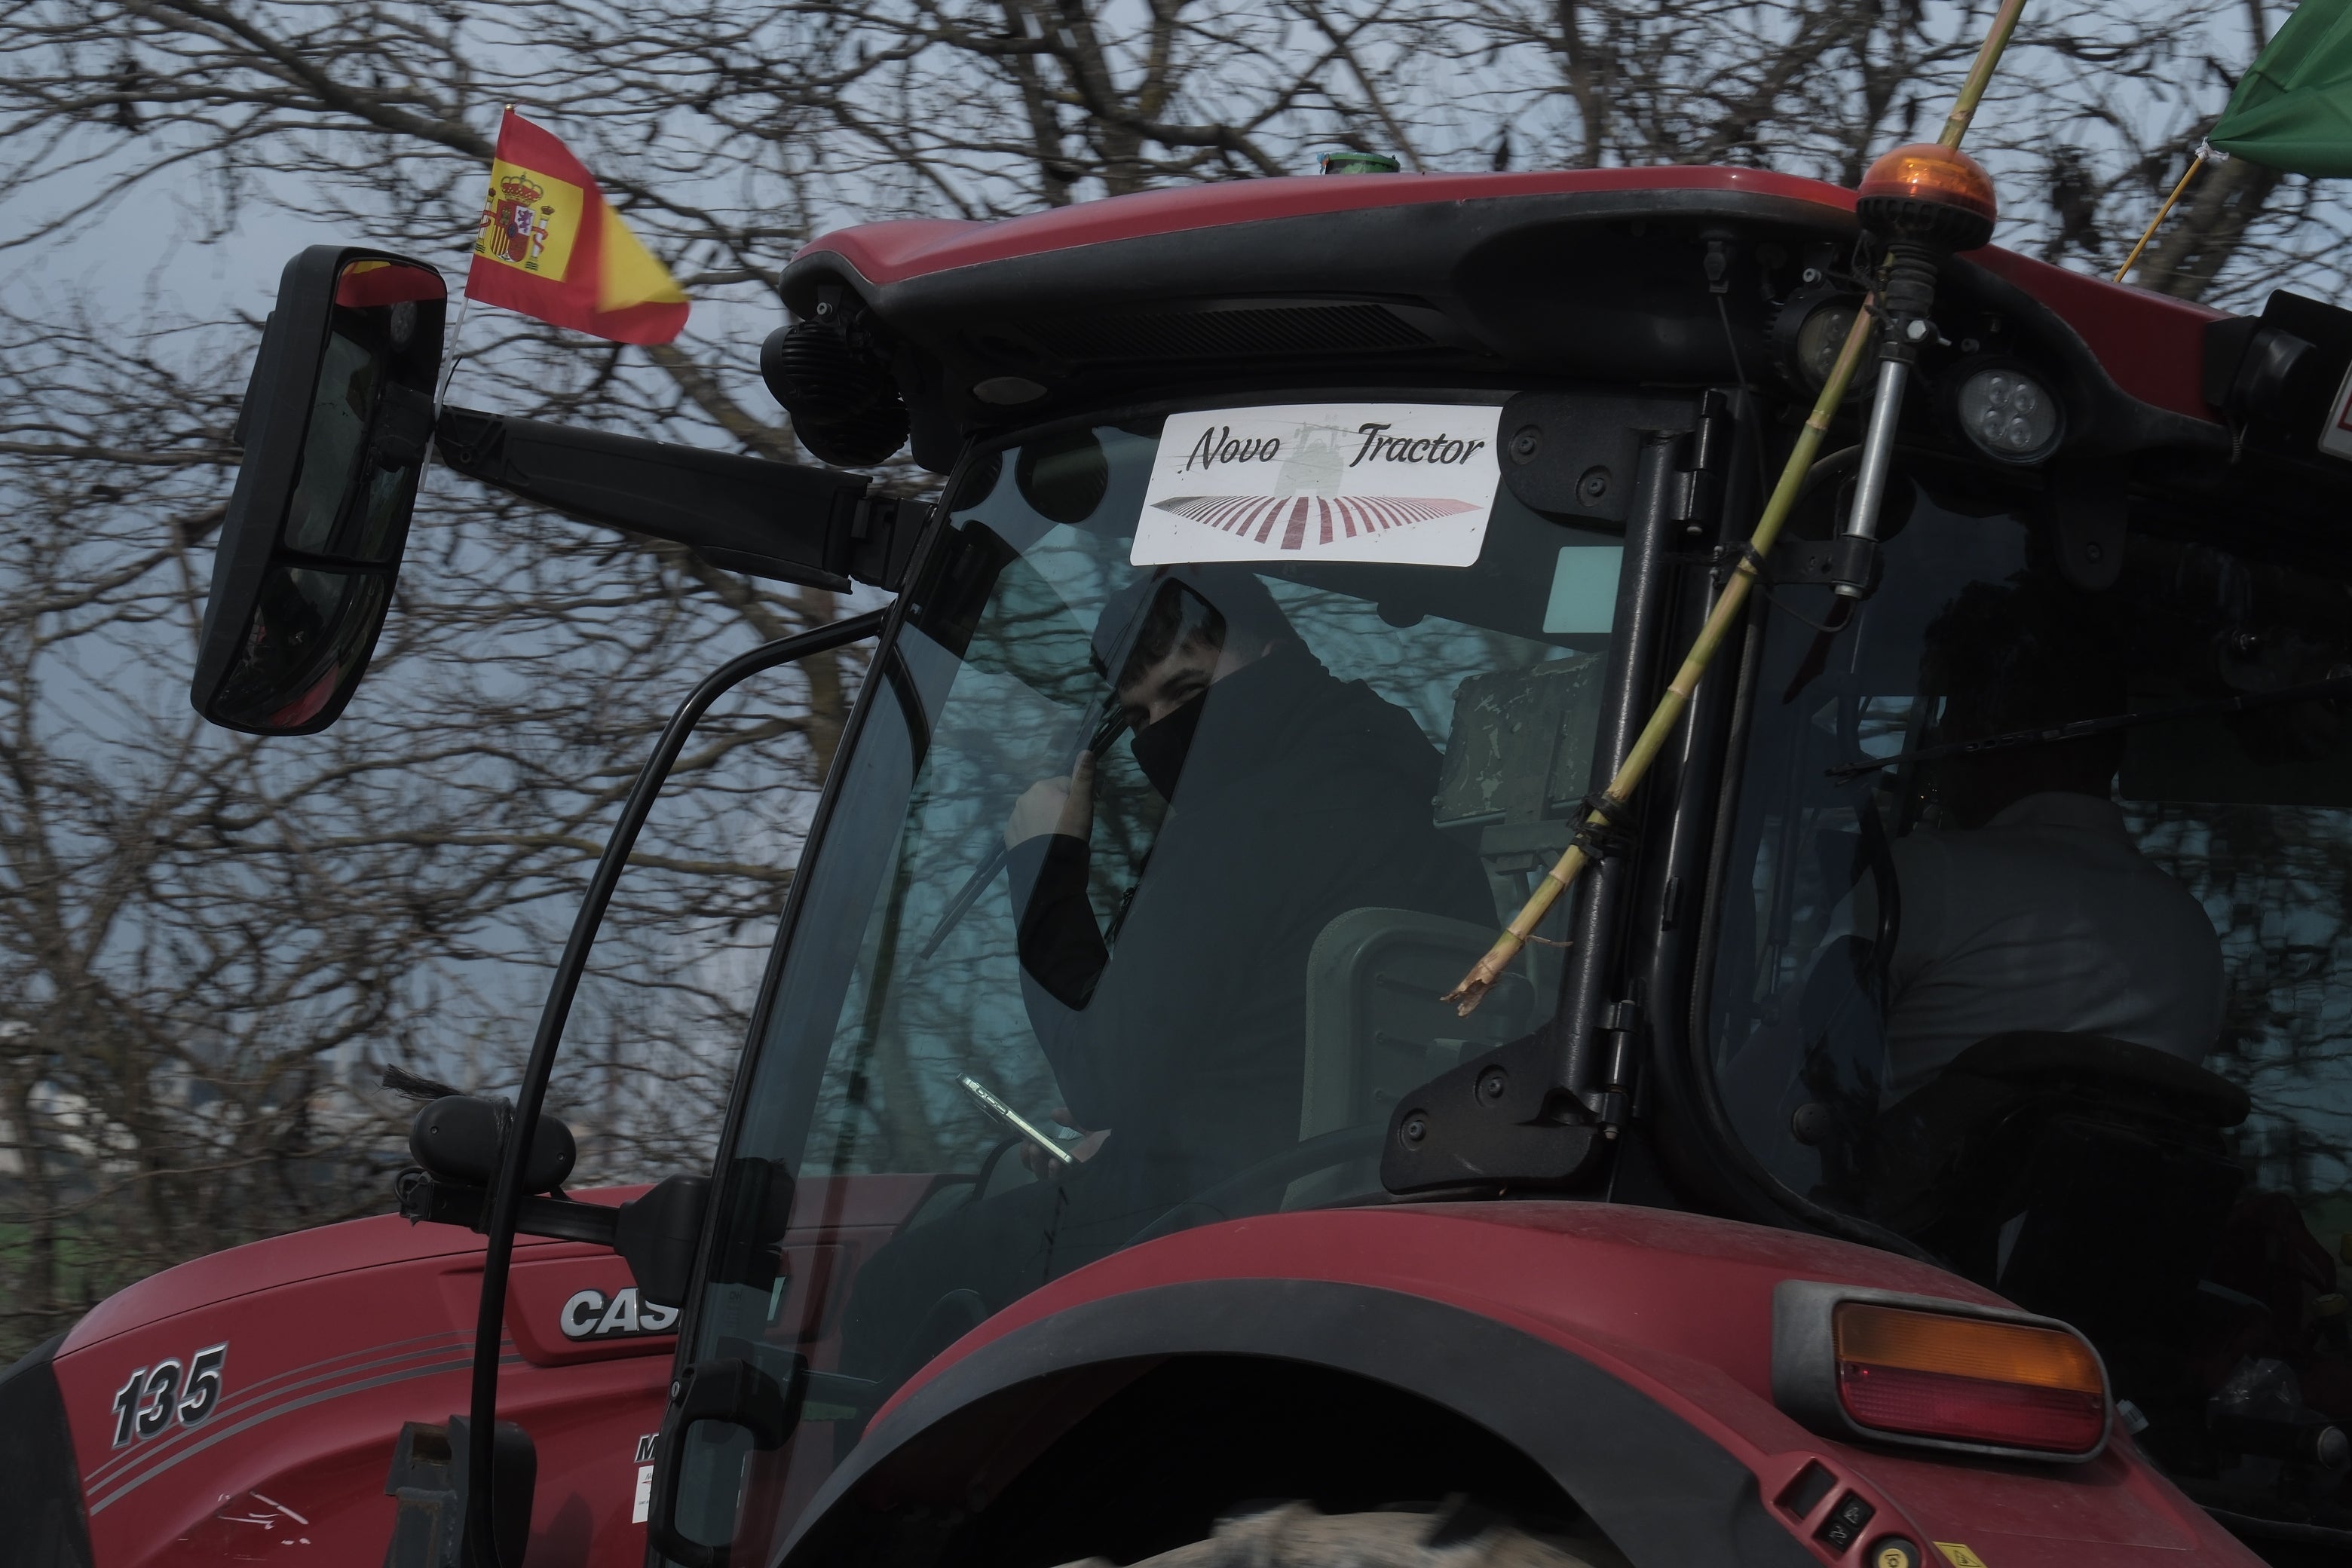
[
  {"x1": 208, "y1": 564, "x2": 393, "y2": 730},
  {"x1": 280, "y1": 259, "x2": 441, "y2": 563},
  {"x1": 684, "y1": 400, "x2": 1635, "y2": 1553},
  {"x1": 1705, "y1": 461, "x2": 2352, "y2": 1508}
]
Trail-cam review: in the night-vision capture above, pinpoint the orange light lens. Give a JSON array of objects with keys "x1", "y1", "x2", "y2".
[
  {"x1": 1833, "y1": 1304, "x2": 2106, "y2": 1453},
  {"x1": 1856, "y1": 143, "x2": 1998, "y2": 225},
  {"x1": 1836, "y1": 1304, "x2": 2102, "y2": 1389}
]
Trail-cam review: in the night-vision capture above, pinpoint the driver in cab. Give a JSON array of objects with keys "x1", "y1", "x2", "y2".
[
  {"x1": 1861, "y1": 581, "x2": 2226, "y2": 1101},
  {"x1": 838, "y1": 565, "x2": 1487, "y2": 1386}
]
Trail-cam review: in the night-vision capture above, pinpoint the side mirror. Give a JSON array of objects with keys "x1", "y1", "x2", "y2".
[
  {"x1": 193, "y1": 246, "x2": 444, "y2": 734},
  {"x1": 409, "y1": 1095, "x2": 577, "y2": 1196}
]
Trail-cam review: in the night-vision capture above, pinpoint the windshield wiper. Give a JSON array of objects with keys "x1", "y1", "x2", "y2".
[
  {"x1": 920, "y1": 701, "x2": 1130, "y2": 959},
  {"x1": 1827, "y1": 671, "x2": 2352, "y2": 781}
]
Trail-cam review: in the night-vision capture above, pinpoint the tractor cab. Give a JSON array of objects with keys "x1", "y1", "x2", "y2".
[{"x1": 182, "y1": 167, "x2": 2352, "y2": 1567}]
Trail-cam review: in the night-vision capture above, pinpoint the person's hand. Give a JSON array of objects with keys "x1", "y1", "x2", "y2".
[
  {"x1": 1021, "y1": 1106, "x2": 1110, "y2": 1178},
  {"x1": 1005, "y1": 750, "x2": 1095, "y2": 848}
]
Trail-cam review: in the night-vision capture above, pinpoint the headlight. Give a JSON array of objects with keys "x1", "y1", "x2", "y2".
[
  {"x1": 1770, "y1": 287, "x2": 1879, "y2": 399},
  {"x1": 1795, "y1": 302, "x2": 1863, "y2": 389},
  {"x1": 1955, "y1": 362, "x2": 2063, "y2": 464}
]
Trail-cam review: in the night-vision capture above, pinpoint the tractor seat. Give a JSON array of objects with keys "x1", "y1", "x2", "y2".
[
  {"x1": 1873, "y1": 1031, "x2": 2245, "y2": 1201},
  {"x1": 1867, "y1": 1031, "x2": 2247, "y2": 1324},
  {"x1": 1286, "y1": 907, "x2": 1536, "y2": 1208},
  {"x1": 1927, "y1": 1030, "x2": 2249, "y2": 1125}
]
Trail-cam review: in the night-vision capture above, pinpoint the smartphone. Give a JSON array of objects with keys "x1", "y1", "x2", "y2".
[{"x1": 957, "y1": 1074, "x2": 1076, "y2": 1165}]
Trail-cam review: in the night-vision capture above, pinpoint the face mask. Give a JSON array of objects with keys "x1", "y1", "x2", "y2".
[{"x1": 1129, "y1": 688, "x2": 1207, "y2": 801}]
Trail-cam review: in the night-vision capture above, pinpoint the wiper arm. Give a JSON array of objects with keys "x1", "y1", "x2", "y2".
[
  {"x1": 1827, "y1": 671, "x2": 2352, "y2": 781},
  {"x1": 919, "y1": 703, "x2": 1129, "y2": 959}
]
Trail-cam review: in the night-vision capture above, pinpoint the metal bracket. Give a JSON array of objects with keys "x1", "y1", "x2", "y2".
[
  {"x1": 1499, "y1": 389, "x2": 1703, "y2": 523},
  {"x1": 1381, "y1": 1029, "x2": 1606, "y2": 1193}
]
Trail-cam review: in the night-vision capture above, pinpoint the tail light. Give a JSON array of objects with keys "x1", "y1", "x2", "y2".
[{"x1": 1774, "y1": 1282, "x2": 2110, "y2": 1462}]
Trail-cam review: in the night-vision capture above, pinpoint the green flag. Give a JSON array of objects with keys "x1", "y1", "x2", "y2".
[{"x1": 2210, "y1": 0, "x2": 2352, "y2": 175}]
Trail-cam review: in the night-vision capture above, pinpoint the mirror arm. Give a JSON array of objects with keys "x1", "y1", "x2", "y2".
[
  {"x1": 433, "y1": 405, "x2": 929, "y2": 591},
  {"x1": 397, "y1": 1171, "x2": 623, "y2": 1248}
]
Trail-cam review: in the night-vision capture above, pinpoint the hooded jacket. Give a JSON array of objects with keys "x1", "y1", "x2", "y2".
[{"x1": 1004, "y1": 640, "x2": 1491, "y2": 1208}]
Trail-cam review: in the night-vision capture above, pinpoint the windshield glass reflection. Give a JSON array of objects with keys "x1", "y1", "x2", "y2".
[{"x1": 690, "y1": 404, "x2": 1629, "y2": 1537}]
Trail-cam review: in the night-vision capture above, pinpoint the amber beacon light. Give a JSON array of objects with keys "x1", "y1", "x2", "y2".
[
  {"x1": 1773, "y1": 1282, "x2": 2111, "y2": 1461},
  {"x1": 1855, "y1": 142, "x2": 1999, "y2": 250}
]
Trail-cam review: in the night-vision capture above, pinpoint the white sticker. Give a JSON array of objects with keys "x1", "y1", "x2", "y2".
[
  {"x1": 1136, "y1": 403, "x2": 1501, "y2": 567},
  {"x1": 632, "y1": 1464, "x2": 654, "y2": 1524},
  {"x1": 2320, "y1": 361, "x2": 2352, "y2": 464}
]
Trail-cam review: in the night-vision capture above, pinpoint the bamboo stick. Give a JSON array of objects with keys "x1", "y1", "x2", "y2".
[
  {"x1": 1938, "y1": 0, "x2": 2030, "y2": 150},
  {"x1": 1441, "y1": 312, "x2": 1873, "y2": 1012},
  {"x1": 2113, "y1": 150, "x2": 2206, "y2": 284},
  {"x1": 1444, "y1": 0, "x2": 2032, "y2": 1015}
]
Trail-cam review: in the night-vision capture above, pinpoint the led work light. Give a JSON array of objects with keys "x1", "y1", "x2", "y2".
[{"x1": 1954, "y1": 363, "x2": 2064, "y2": 463}]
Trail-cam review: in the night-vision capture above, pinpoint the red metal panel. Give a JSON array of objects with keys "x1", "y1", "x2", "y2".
[
  {"x1": 1968, "y1": 247, "x2": 2227, "y2": 423},
  {"x1": 795, "y1": 168, "x2": 1860, "y2": 286},
  {"x1": 51, "y1": 1206, "x2": 669, "y2": 1568},
  {"x1": 797, "y1": 167, "x2": 2231, "y2": 434},
  {"x1": 880, "y1": 1202, "x2": 2259, "y2": 1568},
  {"x1": 51, "y1": 1173, "x2": 957, "y2": 1566}
]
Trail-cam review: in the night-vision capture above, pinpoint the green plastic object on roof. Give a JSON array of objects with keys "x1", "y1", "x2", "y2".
[
  {"x1": 1318, "y1": 150, "x2": 1401, "y2": 175},
  {"x1": 2210, "y1": 0, "x2": 2352, "y2": 176}
]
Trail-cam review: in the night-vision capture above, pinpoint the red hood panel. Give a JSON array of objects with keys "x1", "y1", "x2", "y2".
[{"x1": 59, "y1": 1185, "x2": 648, "y2": 1355}]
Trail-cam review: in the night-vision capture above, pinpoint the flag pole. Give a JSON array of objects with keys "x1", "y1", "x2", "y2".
[
  {"x1": 2115, "y1": 143, "x2": 2212, "y2": 284},
  {"x1": 433, "y1": 291, "x2": 475, "y2": 412},
  {"x1": 1442, "y1": 0, "x2": 2031, "y2": 1015},
  {"x1": 414, "y1": 289, "x2": 472, "y2": 496},
  {"x1": 423, "y1": 109, "x2": 502, "y2": 489}
]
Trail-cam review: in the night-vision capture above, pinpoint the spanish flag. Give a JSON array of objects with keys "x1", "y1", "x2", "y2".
[{"x1": 467, "y1": 109, "x2": 689, "y2": 345}]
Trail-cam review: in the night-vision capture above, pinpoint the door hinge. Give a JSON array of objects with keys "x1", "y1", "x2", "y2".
[{"x1": 1584, "y1": 999, "x2": 1645, "y2": 1135}]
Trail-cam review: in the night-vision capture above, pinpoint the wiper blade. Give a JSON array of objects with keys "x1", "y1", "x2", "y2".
[{"x1": 1827, "y1": 671, "x2": 2352, "y2": 781}]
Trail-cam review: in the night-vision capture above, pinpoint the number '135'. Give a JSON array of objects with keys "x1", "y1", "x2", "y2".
[{"x1": 111, "y1": 1344, "x2": 227, "y2": 1447}]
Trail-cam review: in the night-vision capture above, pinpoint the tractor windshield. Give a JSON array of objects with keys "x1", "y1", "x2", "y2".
[
  {"x1": 674, "y1": 396, "x2": 1632, "y2": 1543},
  {"x1": 1704, "y1": 455, "x2": 2352, "y2": 1487}
]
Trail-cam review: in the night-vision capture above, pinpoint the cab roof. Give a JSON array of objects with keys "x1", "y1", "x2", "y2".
[{"x1": 785, "y1": 167, "x2": 2228, "y2": 473}]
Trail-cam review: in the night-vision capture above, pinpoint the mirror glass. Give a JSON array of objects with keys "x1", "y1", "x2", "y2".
[
  {"x1": 282, "y1": 260, "x2": 441, "y2": 562},
  {"x1": 194, "y1": 250, "x2": 444, "y2": 735},
  {"x1": 210, "y1": 566, "x2": 394, "y2": 730}
]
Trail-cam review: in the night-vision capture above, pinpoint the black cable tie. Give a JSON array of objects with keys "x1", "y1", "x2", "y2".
[{"x1": 1571, "y1": 791, "x2": 1637, "y2": 859}]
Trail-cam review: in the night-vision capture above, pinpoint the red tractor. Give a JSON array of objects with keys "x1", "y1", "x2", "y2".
[{"x1": 8, "y1": 161, "x2": 2352, "y2": 1568}]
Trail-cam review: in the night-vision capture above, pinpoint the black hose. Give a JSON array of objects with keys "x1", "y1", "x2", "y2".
[{"x1": 461, "y1": 608, "x2": 888, "y2": 1568}]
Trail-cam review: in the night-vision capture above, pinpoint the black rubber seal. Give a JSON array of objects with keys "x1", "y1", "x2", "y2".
[{"x1": 0, "y1": 1334, "x2": 96, "y2": 1568}]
